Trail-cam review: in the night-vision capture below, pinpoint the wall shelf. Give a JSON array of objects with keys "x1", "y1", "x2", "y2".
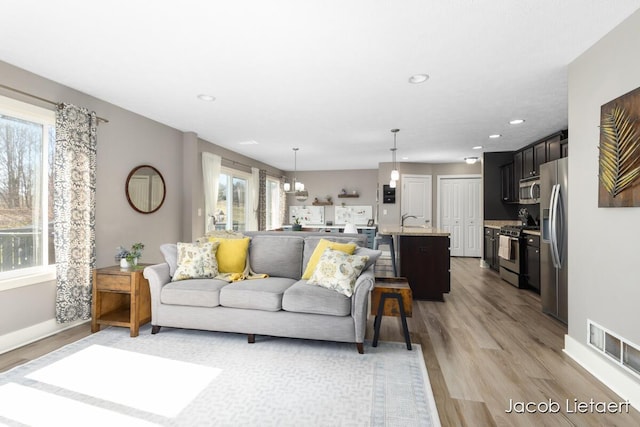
[
  {"x1": 338, "y1": 194, "x2": 359, "y2": 198},
  {"x1": 312, "y1": 201, "x2": 333, "y2": 206}
]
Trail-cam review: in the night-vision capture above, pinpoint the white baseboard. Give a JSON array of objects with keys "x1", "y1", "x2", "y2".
[
  {"x1": 564, "y1": 334, "x2": 640, "y2": 410},
  {"x1": 0, "y1": 318, "x2": 88, "y2": 355}
]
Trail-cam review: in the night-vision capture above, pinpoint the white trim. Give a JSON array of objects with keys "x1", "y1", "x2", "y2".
[
  {"x1": 0, "y1": 318, "x2": 88, "y2": 356},
  {"x1": 0, "y1": 266, "x2": 55, "y2": 292},
  {"x1": 564, "y1": 334, "x2": 640, "y2": 410}
]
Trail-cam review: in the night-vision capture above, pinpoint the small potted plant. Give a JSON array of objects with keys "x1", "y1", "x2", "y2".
[
  {"x1": 116, "y1": 242, "x2": 145, "y2": 268},
  {"x1": 292, "y1": 216, "x2": 302, "y2": 231}
]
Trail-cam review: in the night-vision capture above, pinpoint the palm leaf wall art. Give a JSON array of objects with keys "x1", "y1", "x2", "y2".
[{"x1": 599, "y1": 105, "x2": 640, "y2": 198}]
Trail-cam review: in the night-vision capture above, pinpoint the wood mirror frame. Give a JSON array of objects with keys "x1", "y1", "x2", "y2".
[{"x1": 125, "y1": 165, "x2": 166, "y2": 214}]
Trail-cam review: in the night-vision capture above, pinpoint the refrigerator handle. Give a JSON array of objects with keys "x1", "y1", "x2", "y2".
[{"x1": 550, "y1": 184, "x2": 561, "y2": 268}]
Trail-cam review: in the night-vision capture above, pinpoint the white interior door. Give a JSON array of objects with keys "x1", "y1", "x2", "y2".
[
  {"x1": 401, "y1": 175, "x2": 432, "y2": 227},
  {"x1": 439, "y1": 177, "x2": 482, "y2": 257},
  {"x1": 440, "y1": 179, "x2": 463, "y2": 256}
]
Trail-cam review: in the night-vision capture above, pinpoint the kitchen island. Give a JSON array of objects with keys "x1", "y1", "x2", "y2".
[{"x1": 378, "y1": 226, "x2": 451, "y2": 301}]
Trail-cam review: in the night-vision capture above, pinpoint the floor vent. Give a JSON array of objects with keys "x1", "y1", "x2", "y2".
[{"x1": 588, "y1": 320, "x2": 640, "y2": 379}]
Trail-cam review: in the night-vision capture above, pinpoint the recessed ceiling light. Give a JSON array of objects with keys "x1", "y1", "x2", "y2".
[
  {"x1": 408, "y1": 74, "x2": 429, "y2": 84},
  {"x1": 472, "y1": 145, "x2": 483, "y2": 150},
  {"x1": 509, "y1": 119, "x2": 525, "y2": 125},
  {"x1": 238, "y1": 140, "x2": 258, "y2": 145},
  {"x1": 465, "y1": 157, "x2": 479, "y2": 164},
  {"x1": 489, "y1": 134, "x2": 501, "y2": 139},
  {"x1": 197, "y1": 94, "x2": 216, "y2": 102},
  {"x1": 402, "y1": 156, "x2": 409, "y2": 160}
]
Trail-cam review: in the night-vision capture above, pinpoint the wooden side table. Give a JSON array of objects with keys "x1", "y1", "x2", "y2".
[
  {"x1": 371, "y1": 277, "x2": 412, "y2": 350},
  {"x1": 91, "y1": 265, "x2": 151, "y2": 337}
]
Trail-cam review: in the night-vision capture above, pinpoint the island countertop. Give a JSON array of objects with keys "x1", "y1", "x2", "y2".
[{"x1": 378, "y1": 226, "x2": 450, "y2": 236}]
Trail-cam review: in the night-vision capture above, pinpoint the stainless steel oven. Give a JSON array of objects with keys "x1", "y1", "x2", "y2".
[{"x1": 499, "y1": 227, "x2": 523, "y2": 288}]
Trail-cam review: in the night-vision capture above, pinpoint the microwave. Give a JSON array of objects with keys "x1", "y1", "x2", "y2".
[{"x1": 519, "y1": 177, "x2": 540, "y2": 204}]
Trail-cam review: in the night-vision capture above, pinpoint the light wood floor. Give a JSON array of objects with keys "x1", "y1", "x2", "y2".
[{"x1": 2, "y1": 257, "x2": 639, "y2": 426}]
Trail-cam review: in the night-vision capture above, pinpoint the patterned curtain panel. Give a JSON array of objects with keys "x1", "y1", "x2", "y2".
[
  {"x1": 258, "y1": 169, "x2": 266, "y2": 230},
  {"x1": 54, "y1": 103, "x2": 97, "y2": 323}
]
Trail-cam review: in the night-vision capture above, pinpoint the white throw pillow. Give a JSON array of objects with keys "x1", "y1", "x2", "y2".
[
  {"x1": 172, "y1": 241, "x2": 220, "y2": 281},
  {"x1": 307, "y1": 248, "x2": 369, "y2": 297}
]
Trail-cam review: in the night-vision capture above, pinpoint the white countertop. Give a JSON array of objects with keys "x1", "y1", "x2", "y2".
[{"x1": 378, "y1": 226, "x2": 450, "y2": 236}]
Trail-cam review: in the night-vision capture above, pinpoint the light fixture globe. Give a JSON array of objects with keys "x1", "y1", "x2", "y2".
[
  {"x1": 390, "y1": 179, "x2": 396, "y2": 189},
  {"x1": 390, "y1": 169, "x2": 400, "y2": 181},
  {"x1": 285, "y1": 148, "x2": 305, "y2": 195},
  {"x1": 465, "y1": 157, "x2": 479, "y2": 164},
  {"x1": 389, "y1": 129, "x2": 400, "y2": 183}
]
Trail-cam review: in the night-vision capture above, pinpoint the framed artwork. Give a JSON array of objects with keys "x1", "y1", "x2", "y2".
[{"x1": 599, "y1": 85, "x2": 640, "y2": 207}]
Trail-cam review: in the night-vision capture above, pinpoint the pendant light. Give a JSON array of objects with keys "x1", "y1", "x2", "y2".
[
  {"x1": 284, "y1": 148, "x2": 308, "y2": 201},
  {"x1": 390, "y1": 129, "x2": 400, "y2": 186}
]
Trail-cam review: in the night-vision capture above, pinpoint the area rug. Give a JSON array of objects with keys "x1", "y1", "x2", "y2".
[{"x1": 0, "y1": 325, "x2": 440, "y2": 426}]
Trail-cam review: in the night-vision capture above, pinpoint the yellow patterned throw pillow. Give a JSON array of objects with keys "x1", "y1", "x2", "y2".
[
  {"x1": 207, "y1": 237, "x2": 251, "y2": 274},
  {"x1": 307, "y1": 248, "x2": 369, "y2": 297},
  {"x1": 302, "y1": 239, "x2": 357, "y2": 279},
  {"x1": 172, "y1": 241, "x2": 220, "y2": 281}
]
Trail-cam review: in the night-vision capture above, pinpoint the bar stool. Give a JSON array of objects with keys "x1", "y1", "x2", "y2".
[{"x1": 373, "y1": 233, "x2": 397, "y2": 277}]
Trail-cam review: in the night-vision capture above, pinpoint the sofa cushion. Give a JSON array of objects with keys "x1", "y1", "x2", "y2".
[
  {"x1": 302, "y1": 236, "x2": 363, "y2": 276},
  {"x1": 161, "y1": 278, "x2": 229, "y2": 307},
  {"x1": 248, "y1": 235, "x2": 304, "y2": 279},
  {"x1": 172, "y1": 241, "x2": 220, "y2": 281},
  {"x1": 301, "y1": 238, "x2": 357, "y2": 279},
  {"x1": 282, "y1": 280, "x2": 351, "y2": 316},
  {"x1": 219, "y1": 277, "x2": 296, "y2": 311},
  {"x1": 307, "y1": 248, "x2": 369, "y2": 297}
]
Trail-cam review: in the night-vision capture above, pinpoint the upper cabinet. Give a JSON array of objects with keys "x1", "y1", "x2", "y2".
[{"x1": 500, "y1": 130, "x2": 567, "y2": 204}]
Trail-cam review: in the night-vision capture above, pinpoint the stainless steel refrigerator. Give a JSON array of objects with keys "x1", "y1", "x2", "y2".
[{"x1": 540, "y1": 157, "x2": 568, "y2": 324}]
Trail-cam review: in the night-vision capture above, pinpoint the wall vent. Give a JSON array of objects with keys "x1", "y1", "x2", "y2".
[{"x1": 588, "y1": 320, "x2": 640, "y2": 379}]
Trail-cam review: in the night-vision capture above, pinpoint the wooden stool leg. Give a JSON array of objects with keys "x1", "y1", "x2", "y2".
[
  {"x1": 372, "y1": 294, "x2": 388, "y2": 347},
  {"x1": 395, "y1": 295, "x2": 412, "y2": 350}
]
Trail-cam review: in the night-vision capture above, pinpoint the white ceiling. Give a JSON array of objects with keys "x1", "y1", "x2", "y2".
[{"x1": 1, "y1": 1, "x2": 639, "y2": 171}]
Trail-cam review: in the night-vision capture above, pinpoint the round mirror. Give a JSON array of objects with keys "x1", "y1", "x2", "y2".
[{"x1": 125, "y1": 165, "x2": 166, "y2": 214}]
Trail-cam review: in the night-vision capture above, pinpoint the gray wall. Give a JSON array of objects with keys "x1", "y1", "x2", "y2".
[
  {"x1": 377, "y1": 161, "x2": 482, "y2": 227},
  {"x1": 286, "y1": 169, "x2": 378, "y2": 224},
  {"x1": 568, "y1": 10, "x2": 640, "y2": 347},
  {"x1": 0, "y1": 60, "x2": 184, "y2": 338}
]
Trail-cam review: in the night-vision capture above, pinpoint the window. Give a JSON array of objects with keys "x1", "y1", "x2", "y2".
[
  {"x1": 266, "y1": 177, "x2": 282, "y2": 230},
  {"x1": 0, "y1": 95, "x2": 55, "y2": 281},
  {"x1": 216, "y1": 168, "x2": 249, "y2": 231}
]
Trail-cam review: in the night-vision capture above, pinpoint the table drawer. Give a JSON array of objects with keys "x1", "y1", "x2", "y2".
[{"x1": 95, "y1": 274, "x2": 131, "y2": 292}]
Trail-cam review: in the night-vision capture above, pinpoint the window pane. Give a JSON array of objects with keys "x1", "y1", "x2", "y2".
[
  {"x1": 215, "y1": 174, "x2": 228, "y2": 230},
  {"x1": 232, "y1": 177, "x2": 247, "y2": 232},
  {"x1": 0, "y1": 115, "x2": 45, "y2": 272}
]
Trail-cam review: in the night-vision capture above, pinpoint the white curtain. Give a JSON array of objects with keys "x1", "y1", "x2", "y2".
[
  {"x1": 247, "y1": 167, "x2": 260, "y2": 231},
  {"x1": 202, "y1": 152, "x2": 221, "y2": 233}
]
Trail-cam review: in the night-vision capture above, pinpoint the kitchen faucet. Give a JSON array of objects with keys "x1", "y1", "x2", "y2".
[{"x1": 401, "y1": 213, "x2": 417, "y2": 227}]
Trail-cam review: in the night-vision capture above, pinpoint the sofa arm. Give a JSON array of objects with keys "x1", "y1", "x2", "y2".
[
  {"x1": 143, "y1": 263, "x2": 171, "y2": 326},
  {"x1": 351, "y1": 266, "x2": 375, "y2": 343}
]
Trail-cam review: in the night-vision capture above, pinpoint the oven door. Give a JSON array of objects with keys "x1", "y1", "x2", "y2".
[{"x1": 499, "y1": 236, "x2": 520, "y2": 274}]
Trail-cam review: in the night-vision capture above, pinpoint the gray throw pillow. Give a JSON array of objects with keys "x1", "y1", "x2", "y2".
[
  {"x1": 160, "y1": 243, "x2": 178, "y2": 277},
  {"x1": 354, "y1": 247, "x2": 382, "y2": 272}
]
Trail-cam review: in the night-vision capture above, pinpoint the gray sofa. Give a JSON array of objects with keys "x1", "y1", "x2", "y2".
[{"x1": 143, "y1": 231, "x2": 379, "y2": 353}]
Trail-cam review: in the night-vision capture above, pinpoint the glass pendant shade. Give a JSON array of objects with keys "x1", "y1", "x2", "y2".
[
  {"x1": 390, "y1": 179, "x2": 396, "y2": 189},
  {"x1": 390, "y1": 169, "x2": 399, "y2": 181},
  {"x1": 283, "y1": 182, "x2": 291, "y2": 192}
]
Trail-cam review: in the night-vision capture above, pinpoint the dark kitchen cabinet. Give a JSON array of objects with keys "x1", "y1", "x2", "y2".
[
  {"x1": 522, "y1": 147, "x2": 535, "y2": 178},
  {"x1": 524, "y1": 234, "x2": 540, "y2": 291},
  {"x1": 560, "y1": 139, "x2": 568, "y2": 158},
  {"x1": 500, "y1": 162, "x2": 516, "y2": 202},
  {"x1": 546, "y1": 135, "x2": 562, "y2": 162},
  {"x1": 533, "y1": 141, "x2": 547, "y2": 176},
  {"x1": 513, "y1": 151, "x2": 523, "y2": 182},
  {"x1": 400, "y1": 235, "x2": 450, "y2": 301},
  {"x1": 484, "y1": 227, "x2": 500, "y2": 271}
]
